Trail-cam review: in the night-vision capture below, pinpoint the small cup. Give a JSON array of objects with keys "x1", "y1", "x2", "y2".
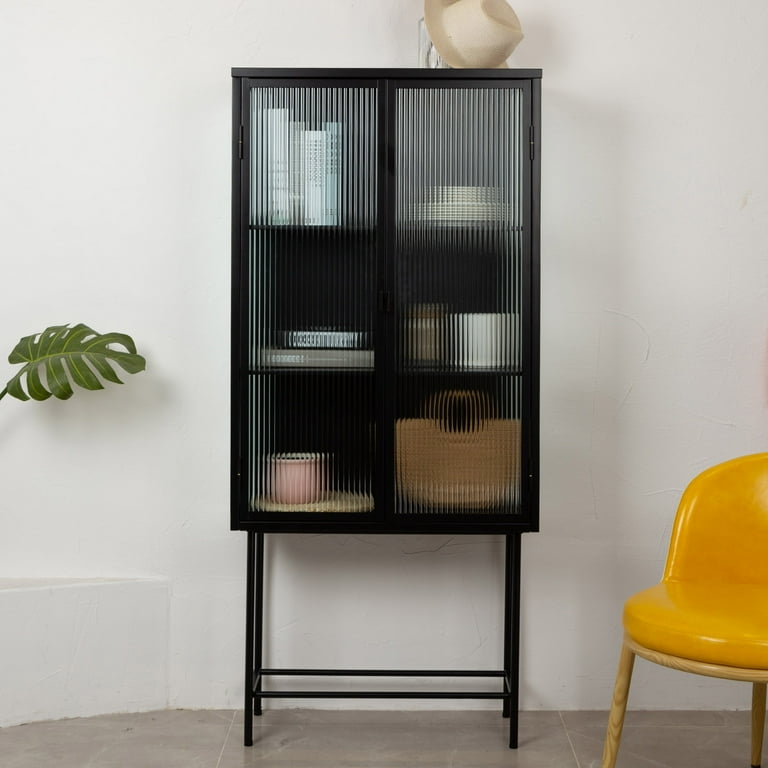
[
  {"x1": 450, "y1": 313, "x2": 517, "y2": 367},
  {"x1": 407, "y1": 303, "x2": 444, "y2": 363}
]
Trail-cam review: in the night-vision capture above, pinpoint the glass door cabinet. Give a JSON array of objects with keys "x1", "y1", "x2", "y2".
[
  {"x1": 232, "y1": 67, "x2": 541, "y2": 751},
  {"x1": 231, "y1": 69, "x2": 541, "y2": 534}
]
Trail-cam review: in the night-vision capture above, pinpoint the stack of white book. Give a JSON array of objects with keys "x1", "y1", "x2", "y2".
[{"x1": 261, "y1": 109, "x2": 341, "y2": 226}]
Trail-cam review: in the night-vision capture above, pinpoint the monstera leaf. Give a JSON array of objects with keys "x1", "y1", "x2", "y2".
[{"x1": 0, "y1": 324, "x2": 146, "y2": 402}]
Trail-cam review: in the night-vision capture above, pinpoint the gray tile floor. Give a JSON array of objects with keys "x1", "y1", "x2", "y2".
[{"x1": 0, "y1": 708, "x2": 757, "y2": 767}]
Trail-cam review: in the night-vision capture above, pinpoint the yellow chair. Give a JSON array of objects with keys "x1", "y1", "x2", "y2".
[{"x1": 603, "y1": 453, "x2": 768, "y2": 768}]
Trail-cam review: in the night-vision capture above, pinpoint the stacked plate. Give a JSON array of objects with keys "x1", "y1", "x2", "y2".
[{"x1": 410, "y1": 186, "x2": 506, "y2": 223}]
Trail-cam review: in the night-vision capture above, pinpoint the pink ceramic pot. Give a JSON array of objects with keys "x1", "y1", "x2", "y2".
[{"x1": 268, "y1": 453, "x2": 325, "y2": 504}]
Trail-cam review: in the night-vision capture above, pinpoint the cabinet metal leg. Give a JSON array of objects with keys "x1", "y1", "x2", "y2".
[
  {"x1": 244, "y1": 531, "x2": 255, "y2": 746},
  {"x1": 254, "y1": 533, "x2": 265, "y2": 717},
  {"x1": 245, "y1": 532, "x2": 265, "y2": 746},
  {"x1": 503, "y1": 534, "x2": 521, "y2": 749},
  {"x1": 503, "y1": 536, "x2": 511, "y2": 720},
  {"x1": 242, "y1": 531, "x2": 523, "y2": 749}
]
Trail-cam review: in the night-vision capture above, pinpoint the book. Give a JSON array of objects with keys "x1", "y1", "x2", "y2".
[
  {"x1": 262, "y1": 108, "x2": 290, "y2": 225},
  {"x1": 261, "y1": 114, "x2": 343, "y2": 227},
  {"x1": 322, "y1": 122, "x2": 341, "y2": 225},
  {"x1": 288, "y1": 121, "x2": 306, "y2": 225},
  {"x1": 301, "y1": 129, "x2": 326, "y2": 226}
]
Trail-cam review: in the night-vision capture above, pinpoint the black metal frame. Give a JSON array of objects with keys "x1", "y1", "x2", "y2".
[
  {"x1": 244, "y1": 531, "x2": 522, "y2": 749},
  {"x1": 231, "y1": 68, "x2": 542, "y2": 537},
  {"x1": 233, "y1": 68, "x2": 541, "y2": 750}
]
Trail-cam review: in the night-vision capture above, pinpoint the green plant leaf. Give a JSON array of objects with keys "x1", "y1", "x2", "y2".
[{"x1": 2, "y1": 323, "x2": 146, "y2": 402}]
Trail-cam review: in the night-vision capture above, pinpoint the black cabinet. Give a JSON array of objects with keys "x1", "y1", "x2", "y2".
[
  {"x1": 231, "y1": 69, "x2": 541, "y2": 535},
  {"x1": 231, "y1": 68, "x2": 541, "y2": 749}
]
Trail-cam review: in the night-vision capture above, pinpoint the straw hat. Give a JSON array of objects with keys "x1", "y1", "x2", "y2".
[{"x1": 424, "y1": 0, "x2": 524, "y2": 69}]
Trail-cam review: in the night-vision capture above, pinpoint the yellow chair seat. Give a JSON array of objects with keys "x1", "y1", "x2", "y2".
[{"x1": 624, "y1": 581, "x2": 768, "y2": 669}]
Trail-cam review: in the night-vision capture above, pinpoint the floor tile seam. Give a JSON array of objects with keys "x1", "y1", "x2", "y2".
[
  {"x1": 618, "y1": 722, "x2": 735, "y2": 729},
  {"x1": 558, "y1": 711, "x2": 583, "y2": 768},
  {"x1": 616, "y1": 744, "x2": 674, "y2": 768},
  {"x1": 215, "y1": 710, "x2": 238, "y2": 768},
  {"x1": 568, "y1": 723, "x2": 734, "y2": 729},
  {"x1": 565, "y1": 726, "x2": 707, "y2": 768}
]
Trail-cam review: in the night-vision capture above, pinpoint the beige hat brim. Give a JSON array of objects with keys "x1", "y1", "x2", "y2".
[{"x1": 424, "y1": 0, "x2": 524, "y2": 69}]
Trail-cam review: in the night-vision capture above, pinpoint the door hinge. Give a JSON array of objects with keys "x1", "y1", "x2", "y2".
[
  {"x1": 238, "y1": 125, "x2": 244, "y2": 159},
  {"x1": 529, "y1": 125, "x2": 535, "y2": 160}
]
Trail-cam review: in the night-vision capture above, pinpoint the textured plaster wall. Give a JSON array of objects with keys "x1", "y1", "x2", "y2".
[
  {"x1": 0, "y1": 579, "x2": 169, "y2": 727},
  {"x1": 0, "y1": 0, "x2": 767, "y2": 722}
]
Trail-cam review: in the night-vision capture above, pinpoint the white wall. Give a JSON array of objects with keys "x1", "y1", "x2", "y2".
[
  {"x1": 0, "y1": 0, "x2": 767, "y2": 719},
  {"x1": 0, "y1": 578, "x2": 170, "y2": 727}
]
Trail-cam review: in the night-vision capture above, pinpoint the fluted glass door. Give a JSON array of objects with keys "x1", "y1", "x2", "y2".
[
  {"x1": 393, "y1": 83, "x2": 529, "y2": 517},
  {"x1": 245, "y1": 82, "x2": 379, "y2": 519}
]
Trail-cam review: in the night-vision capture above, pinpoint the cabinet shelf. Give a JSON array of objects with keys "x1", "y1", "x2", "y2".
[
  {"x1": 248, "y1": 224, "x2": 376, "y2": 234},
  {"x1": 399, "y1": 365, "x2": 522, "y2": 375},
  {"x1": 399, "y1": 222, "x2": 525, "y2": 232},
  {"x1": 253, "y1": 367, "x2": 375, "y2": 375},
  {"x1": 251, "y1": 491, "x2": 375, "y2": 513}
]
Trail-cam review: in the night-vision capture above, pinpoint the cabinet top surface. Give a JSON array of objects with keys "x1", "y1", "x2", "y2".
[{"x1": 232, "y1": 67, "x2": 542, "y2": 80}]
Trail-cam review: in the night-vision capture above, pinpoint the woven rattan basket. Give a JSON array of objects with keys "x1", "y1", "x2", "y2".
[{"x1": 396, "y1": 389, "x2": 520, "y2": 509}]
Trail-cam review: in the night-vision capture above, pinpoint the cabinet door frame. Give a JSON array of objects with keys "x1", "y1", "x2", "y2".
[
  {"x1": 382, "y1": 77, "x2": 539, "y2": 534},
  {"x1": 231, "y1": 75, "x2": 387, "y2": 531},
  {"x1": 231, "y1": 70, "x2": 541, "y2": 534}
]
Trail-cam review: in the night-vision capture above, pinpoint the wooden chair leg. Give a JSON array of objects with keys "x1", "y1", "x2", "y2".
[
  {"x1": 752, "y1": 682, "x2": 766, "y2": 768},
  {"x1": 602, "y1": 641, "x2": 636, "y2": 768}
]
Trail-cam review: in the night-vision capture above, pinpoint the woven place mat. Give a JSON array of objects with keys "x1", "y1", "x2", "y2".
[{"x1": 252, "y1": 491, "x2": 374, "y2": 513}]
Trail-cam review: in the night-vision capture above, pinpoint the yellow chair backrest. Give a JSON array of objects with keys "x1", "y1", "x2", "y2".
[{"x1": 663, "y1": 453, "x2": 768, "y2": 585}]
